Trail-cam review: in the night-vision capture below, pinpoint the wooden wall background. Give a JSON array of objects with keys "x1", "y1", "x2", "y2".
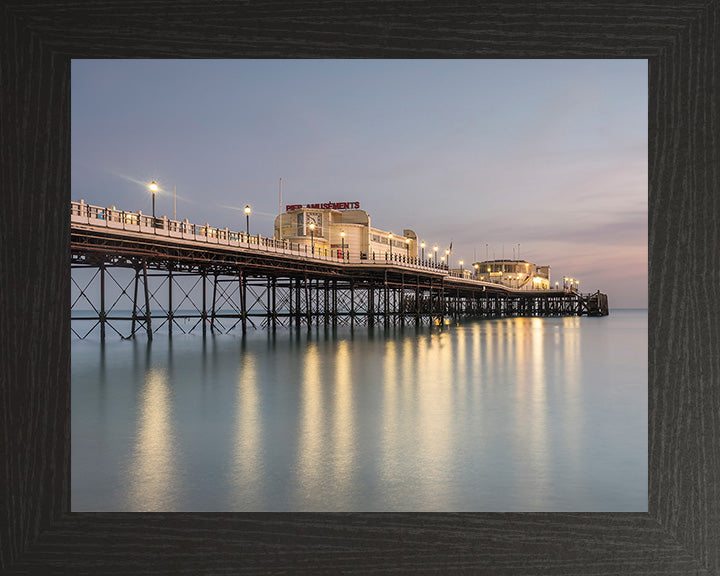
[{"x1": 1, "y1": 1, "x2": 718, "y2": 574}]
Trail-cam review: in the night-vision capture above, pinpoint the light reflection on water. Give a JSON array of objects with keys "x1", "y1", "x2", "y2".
[
  {"x1": 72, "y1": 311, "x2": 647, "y2": 512},
  {"x1": 128, "y1": 365, "x2": 177, "y2": 510}
]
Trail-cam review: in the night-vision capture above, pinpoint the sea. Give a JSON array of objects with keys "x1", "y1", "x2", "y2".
[{"x1": 71, "y1": 309, "x2": 647, "y2": 512}]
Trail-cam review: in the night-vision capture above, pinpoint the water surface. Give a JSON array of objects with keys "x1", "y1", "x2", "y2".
[{"x1": 72, "y1": 310, "x2": 647, "y2": 511}]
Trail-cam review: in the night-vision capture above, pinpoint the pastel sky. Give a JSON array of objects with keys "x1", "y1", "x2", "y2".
[{"x1": 72, "y1": 59, "x2": 647, "y2": 308}]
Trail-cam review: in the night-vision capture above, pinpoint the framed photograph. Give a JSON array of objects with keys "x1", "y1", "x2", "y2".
[{"x1": 2, "y1": 2, "x2": 717, "y2": 574}]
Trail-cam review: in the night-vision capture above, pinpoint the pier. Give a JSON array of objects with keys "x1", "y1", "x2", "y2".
[{"x1": 71, "y1": 202, "x2": 609, "y2": 340}]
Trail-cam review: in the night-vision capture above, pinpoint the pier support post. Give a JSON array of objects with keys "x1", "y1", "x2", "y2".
[
  {"x1": 415, "y1": 275, "x2": 420, "y2": 325},
  {"x1": 131, "y1": 267, "x2": 139, "y2": 337},
  {"x1": 400, "y1": 273, "x2": 405, "y2": 325},
  {"x1": 168, "y1": 268, "x2": 173, "y2": 335},
  {"x1": 384, "y1": 271, "x2": 389, "y2": 327},
  {"x1": 211, "y1": 273, "x2": 218, "y2": 332},
  {"x1": 304, "y1": 276, "x2": 311, "y2": 328},
  {"x1": 240, "y1": 271, "x2": 247, "y2": 334},
  {"x1": 100, "y1": 263, "x2": 106, "y2": 340},
  {"x1": 272, "y1": 277, "x2": 277, "y2": 330},
  {"x1": 296, "y1": 277, "x2": 302, "y2": 328},
  {"x1": 368, "y1": 284, "x2": 375, "y2": 328},
  {"x1": 202, "y1": 270, "x2": 207, "y2": 336},
  {"x1": 289, "y1": 277, "x2": 293, "y2": 329},
  {"x1": 332, "y1": 280, "x2": 337, "y2": 328},
  {"x1": 143, "y1": 260, "x2": 152, "y2": 340},
  {"x1": 267, "y1": 276, "x2": 272, "y2": 329},
  {"x1": 350, "y1": 280, "x2": 355, "y2": 328},
  {"x1": 324, "y1": 279, "x2": 329, "y2": 327}
]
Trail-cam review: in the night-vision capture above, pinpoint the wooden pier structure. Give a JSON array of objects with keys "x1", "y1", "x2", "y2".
[{"x1": 71, "y1": 202, "x2": 609, "y2": 340}]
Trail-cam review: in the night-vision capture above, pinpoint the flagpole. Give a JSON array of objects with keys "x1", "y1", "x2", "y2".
[{"x1": 278, "y1": 178, "x2": 282, "y2": 241}]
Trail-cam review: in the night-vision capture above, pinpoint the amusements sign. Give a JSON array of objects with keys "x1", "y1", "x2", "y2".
[{"x1": 286, "y1": 202, "x2": 360, "y2": 211}]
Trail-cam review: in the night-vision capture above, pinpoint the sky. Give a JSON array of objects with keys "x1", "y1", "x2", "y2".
[{"x1": 72, "y1": 59, "x2": 647, "y2": 308}]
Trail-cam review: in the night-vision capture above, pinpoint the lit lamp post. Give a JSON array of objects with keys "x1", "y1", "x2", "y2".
[
  {"x1": 440, "y1": 256, "x2": 445, "y2": 268},
  {"x1": 420, "y1": 241, "x2": 425, "y2": 260},
  {"x1": 474, "y1": 263, "x2": 479, "y2": 277},
  {"x1": 149, "y1": 181, "x2": 158, "y2": 227},
  {"x1": 445, "y1": 248, "x2": 450, "y2": 269},
  {"x1": 340, "y1": 231, "x2": 346, "y2": 259},
  {"x1": 244, "y1": 205, "x2": 251, "y2": 236},
  {"x1": 309, "y1": 222, "x2": 315, "y2": 254},
  {"x1": 405, "y1": 237, "x2": 410, "y2": 258},
  {"x1": 388, "y1": 233, "x2": 393, "y2": 258},
  {"x1": 459, "y1": 260, "x2": 464, "y2": 274},
  {"x1": 433, "y1": 245, "x2": 438, "y2": 266}
]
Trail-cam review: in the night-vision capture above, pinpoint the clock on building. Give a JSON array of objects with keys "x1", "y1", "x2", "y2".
[{"x1": 306, "y1": 212, "x2": 322, "y2": 228}]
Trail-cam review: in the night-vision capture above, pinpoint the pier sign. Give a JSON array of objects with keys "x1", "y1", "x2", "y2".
[{"x1": 286, "y1": 202, "x2": 360, "y2": 211}]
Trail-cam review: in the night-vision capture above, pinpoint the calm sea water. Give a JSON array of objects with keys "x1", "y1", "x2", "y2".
[{"x1": 72, "y1": 310, "x2": 647, "y2": 512}]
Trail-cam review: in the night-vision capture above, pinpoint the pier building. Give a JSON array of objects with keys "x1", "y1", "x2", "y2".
[
  {"x1": 472, "y1": 259, "x2": 551, "y2": 290},
  {"x1": 274, "y1": 203, "x2": 418, "y2": 261}
]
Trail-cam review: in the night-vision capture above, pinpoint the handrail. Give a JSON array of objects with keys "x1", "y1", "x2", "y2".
[{"x1": 70, "y1": 201, "x2": 566, "y2": 292}]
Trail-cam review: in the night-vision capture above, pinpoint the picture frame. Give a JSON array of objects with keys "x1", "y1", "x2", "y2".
[{"x1": 1, "y1": 2, "x2": 716, "y2": 573}]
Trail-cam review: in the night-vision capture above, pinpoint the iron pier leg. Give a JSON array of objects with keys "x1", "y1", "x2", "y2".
[
  {"x1": 131, "y1": 267, "x2": 139, "y2": 338},
  {"x1": 289, "y1": 277, "x2": 293, "y2": 329},
  {"x1": 211, "y1": 273, "x2": 218, "y2": 332},
  {"x1": 296, "y1": 277, "x2": 302, "y2": 329},
  {"x1": 241, "y1": 271, "x2": 247, "y2": 334},
  {"x1": 428, "y1": 278, "x2": 433, "y2": 322},
  {"x1": 202, "y1": 270, "x2": 207, "y2": 336},
  {"x1": 323, "y1": 279, "x2": 329, "y2": 327},
  {"x1": 440, "y1": 279, "x2": 445, "y2": 322},
  {"x1": 384, "y1": 271, "x2": 389, "y2": 328},
  {"x1": 368, "y1": 285, "x2": 375, "y2": 328},
  {"x1": 415, "y1": 275, "x2": 420, "y2": 325},
  {"x1": 350, "y1": 280, "x2": 355, "y2": 328},
  {"x1": 272, "y1": 277, "x2": 277, "y2": 330},
  {"x1": 267, "y1": 276, "x2": 272, "y2": 330},
  {"x1": 168, "y1": 268, "x2": 173, "y2": 336},
  {"x1": 143, "y1": 260, "x2": 152, "y2": 340},
  {"x1": 332, "y1": 280, "x2": 337, "y2": 328},
  {"x1": 305, "y1": 276, "x2": 311, "y2": 329},
  {"x1": 400, "y1": 273, "x2": 405, "y2": 326},
  {"x1": 100, "y1": 263, "x2": 106, "y2": 340}
]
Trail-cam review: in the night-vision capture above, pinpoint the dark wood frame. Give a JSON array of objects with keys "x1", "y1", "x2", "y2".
[{"x1": 1, "y1": 2, "x2": 717, "y2": 574}]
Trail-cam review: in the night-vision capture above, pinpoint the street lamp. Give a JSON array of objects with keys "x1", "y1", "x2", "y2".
[
  {"x1": 474, "y1": 263, "x2": 479, "y2": 276},
  {"x1": 340, "y1": 230, "x2": 346, "y2": 259},
  {"x1": 433, "y1": 245, "x2": 438, "y2": 265},
  {"x1": 440, "y1": 255, "x2": 445, "y2": 269},
  {"x1": 388, "y1": 233, "x2": 393, "y2": 258},
  {"x1": 459, "y1": 260, "x2": 464, "y2": 273},
  {"x1": 420, "y1": 241, "x2": 425, "y2": 260},
  {"x1": 405, "y1": 237, "x2": 410, "y2": 258},
  {"x1": 446, "y1": 248, "x2": 450, "y2": 269},
  {"x1": 309, "y1": 222, "x2": 315, "y2": 254},
  {"x1": 149, "y1": 181, "x2": 158, "y2": 227},
  {"x1": 244, "y1": 205, "x2": 251, "y2": 236}
]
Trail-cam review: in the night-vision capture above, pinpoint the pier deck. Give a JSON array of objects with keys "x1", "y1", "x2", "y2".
[{"x1": 71, "y1": 202, "x2": 609, "y2": 339}]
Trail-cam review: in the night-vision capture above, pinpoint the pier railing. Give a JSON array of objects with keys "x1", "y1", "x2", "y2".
[
  {"x1": 71, "y1": 200, "x2": 451, "y2": 273},
  {"x1": 71, "y1": 200, "x2": 584, "y2": 295}
]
